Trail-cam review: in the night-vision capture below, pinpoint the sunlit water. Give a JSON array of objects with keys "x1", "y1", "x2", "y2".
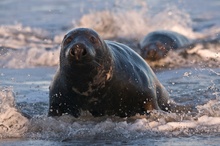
[{"x1": 1, "y1": 0, "x2": 220, "y2": 145}]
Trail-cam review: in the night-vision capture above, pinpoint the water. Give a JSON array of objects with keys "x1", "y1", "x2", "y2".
[{"x1": 1, "y1": 0, "x2": 220, "y2": 145}]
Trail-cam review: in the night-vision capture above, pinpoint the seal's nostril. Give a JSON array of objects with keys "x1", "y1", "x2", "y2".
[
  {"x1": 82, "y1": 49, "x2": 87, "y2": 56},
  {"x1": 69, "y1": 44, "x2": 87, "y2": 60},
  {"x1": 69, "y1": 48, "x2": 75, "y2": 56}
]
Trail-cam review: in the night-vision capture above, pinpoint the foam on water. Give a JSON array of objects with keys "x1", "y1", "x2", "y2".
[
  {"x1": 1, "y1": 88, "x2": 220, "y2": 140},
  {"x1": 0, "y1": 24, "x2": 51, "y2": 49},
  {"x1": 0, "y1": 88, "x2": 28, "y2": 138},
  {"x1": 23, "y1": 100, "x2": 220, "y2": 141},
  {"x1": 0, "y1": 24, "x2": 60, "y2": 68},
  {"x1": 1, "y1": 67, "x2": 220, "y2": 141},
  {"x1": 76, "y1": 6, "x2": 197, "y2": 40},
  {"x1": 0, "y1": 4, "x2": 220, "y2": 69}
]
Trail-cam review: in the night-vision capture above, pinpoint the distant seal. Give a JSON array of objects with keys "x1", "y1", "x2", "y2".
[
  {"x1": 48, "y1": 28, "x2": 191, "y2": 118},
  {"x1": 139, "y1": 30, "x2": 190, "y2": 61}
]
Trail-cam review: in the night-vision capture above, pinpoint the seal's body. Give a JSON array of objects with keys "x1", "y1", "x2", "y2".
[
  {"x1": 139, "y1": 30, "x2": 190, "y2": 61},
  {"x1": 48, "y1": 28, "x2": 190, "y2": 117}
]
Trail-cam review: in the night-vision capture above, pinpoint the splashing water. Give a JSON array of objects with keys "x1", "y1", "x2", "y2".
[
  {"x1": 1, "y1": 67, "x2": 220, "y2": 143},
  {"x1": 0, "y1": 88, "x2": 28, "y2": 138},
  {"x1": 76, "y1": 6, "x2": 197, "y2": 40}
]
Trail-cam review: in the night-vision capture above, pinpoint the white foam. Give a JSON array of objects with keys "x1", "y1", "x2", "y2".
[
  {"x1": 76, "y1": 6, "x2": 199, "y2": 40},
  {"x1": 0, "y1": 24, "x2": 50, "y2": 49},
  {"x1": 0, "y1": 24, "x2": 60, "y2": 68},
  {"x1": 186, "y1": 44, "x2": 220, "y2": 61},
  {"x1": 0, "y1": 8, "x2": 219, "y2": 69},
  {"x1": 0, "y1": 87, "x2": 29, "y2": 138},
  {"x1": 0, "y1": 87, "x2": 220, "y2": 139},
  {"x1": 24, "y1": 104, "x2": 220, "y2": 140},
  {"x1": 0, "y1": 47, "x2": 60, "y2": 68},
  {"x1": 197, "y1": 100, "x2": 220, "y2": 117}
]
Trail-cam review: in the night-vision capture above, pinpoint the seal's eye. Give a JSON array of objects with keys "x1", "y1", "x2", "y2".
[
  {"x1": 89, "y1": 36, "x2": 98, "y2": 44},
  {"x1": 64, "y1": 38, "x2": 72, "y2": 46}
]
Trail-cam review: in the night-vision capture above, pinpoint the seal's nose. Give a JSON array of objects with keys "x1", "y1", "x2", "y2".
[
  {"x1": 69, "y1": 43, "x2": 87, "y2": 60},
  {"x1": 147, "y1": 50, "x2": 157, "y2": 59}
]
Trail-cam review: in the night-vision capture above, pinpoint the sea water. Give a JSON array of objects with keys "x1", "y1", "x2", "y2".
[{"x1": 1, "y1": 0, "x2": 220, "y2": 145}]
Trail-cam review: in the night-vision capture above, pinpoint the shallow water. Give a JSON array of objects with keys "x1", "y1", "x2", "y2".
[
  {"x1": 1, "y1": 67, "x2": 220, "y2": 145},
  {"x1": 1, "y1": 0, "x2": 220, "y2": 145}
]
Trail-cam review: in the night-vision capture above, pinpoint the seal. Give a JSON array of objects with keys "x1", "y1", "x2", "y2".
[
  {"x1": 139, "y1": 30, "x2": 190, "y2": 61},
  {"x1": 48, "y1": 28, "x2": 192, "y2": 118}
]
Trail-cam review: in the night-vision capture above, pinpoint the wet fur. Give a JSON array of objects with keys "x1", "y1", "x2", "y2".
[
  {"x1": 139, "y1": 30, "x2": 190, "y2": 60},
  {"x1": 48, "y1": 28, "x2": 192, "y2": 118}
]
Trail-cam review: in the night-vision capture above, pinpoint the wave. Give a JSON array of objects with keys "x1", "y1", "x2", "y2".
[
  {"x1": 76, "y1": 6, "x2": 197, "y2": 40},
  {"x1": 0, "y1": 87, "x2": 28, "y2": 138},
  {"x1": 0, "y1": 24, "x2": 60, "y2": 68},
  {"x1": 0, "y1": 7, "x2": 220, "y2": 69},
  {"x1": 2, "y1": 97, "x2": 220, "y2": 140},
  {"x1": 1, "y1": 85, "x2": 220, "y2": 139},
  {"x1": 1, "y1": 77, "x2": 220, "y2": 139}
]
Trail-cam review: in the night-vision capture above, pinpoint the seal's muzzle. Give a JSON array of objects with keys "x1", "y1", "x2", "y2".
[{"x1": 69, "y1": 43, "x2": 87, "y2": 60}]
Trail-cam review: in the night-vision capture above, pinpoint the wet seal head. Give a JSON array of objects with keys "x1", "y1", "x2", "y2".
[
  {"x1": 141, "y1": 40, "x2": 169, "y2": 61},
  {"x1": 60, "y1": 28, "x2": 109, "y2": 67},
  {"x1": 60, "y1": 28, "x2": 113, "y2": 96},
  {"x1": 139, "y1": 30, "x2": 190, "y2": 61},
  {"x1": 49, "y1": 28, "x2": 195, "y2": 118}
]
